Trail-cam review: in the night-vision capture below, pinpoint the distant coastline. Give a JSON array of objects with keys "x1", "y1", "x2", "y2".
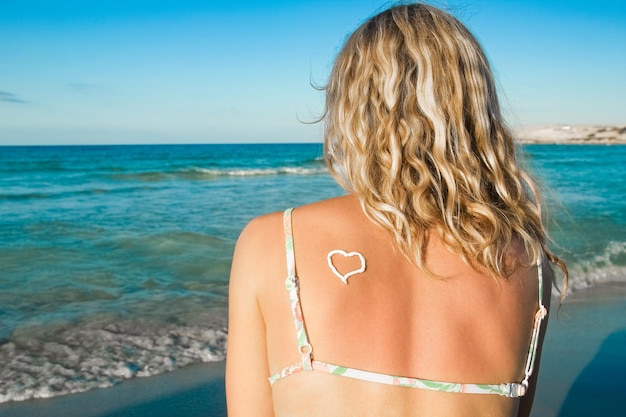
[{"x1": 515, "y1": 125, "x2": 626, "y2": 144}]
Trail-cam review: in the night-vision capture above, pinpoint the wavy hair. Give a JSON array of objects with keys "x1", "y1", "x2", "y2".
[{"x1": 323, "y1": 3, "x2": 567, "y2": 288}]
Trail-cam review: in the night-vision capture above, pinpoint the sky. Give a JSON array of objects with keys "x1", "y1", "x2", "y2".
[{"x1": 1, "y1": 0, "x2": 625, "y2": 145}]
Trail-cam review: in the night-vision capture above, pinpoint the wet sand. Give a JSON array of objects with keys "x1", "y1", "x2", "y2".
[{"x1": 532, "y1": 283, "x2": 626, "y2": 416}]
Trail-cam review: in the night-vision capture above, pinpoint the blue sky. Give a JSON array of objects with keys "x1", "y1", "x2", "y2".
[{"x1": 1, "y1": 0, "x2": 625, "y2": 145}]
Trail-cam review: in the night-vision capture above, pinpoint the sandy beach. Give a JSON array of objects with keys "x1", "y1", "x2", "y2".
[
  {"x1": 515, "y1": 125, "x2": 626, "y2": 144},
  {"x1": 1, "y1": 284, "x2": 624, "y2": 417}
]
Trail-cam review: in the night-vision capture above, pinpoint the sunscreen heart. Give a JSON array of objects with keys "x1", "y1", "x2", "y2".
[{"x1": 327, "y1": 250, "x2": 366, "y2": 285}]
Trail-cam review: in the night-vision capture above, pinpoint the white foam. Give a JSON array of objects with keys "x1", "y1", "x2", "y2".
[
  {"x1": 191, "y1": 166, "x2": 328, "y2": 177},
  {"x1": 0, "y1": 319, "x2": 227, "y2": 404},
  {"x1": 566, "y1": 241, "x2": 626, "y2": 292}
]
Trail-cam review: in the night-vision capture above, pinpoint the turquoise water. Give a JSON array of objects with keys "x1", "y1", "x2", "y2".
[
  {"x1": 524, "y1": 145, "x2": 626, "y2": 290},
  {"x1": 0, "y1": 143, "x2": 624, "y2": 402}
]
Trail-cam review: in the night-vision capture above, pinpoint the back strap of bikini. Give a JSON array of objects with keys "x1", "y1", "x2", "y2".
[
  {"x1": 279, "y1": 208, "x2": 546, "y2": 394},
  {"x1": 283, "y1": 208, "x2": 313, "y2": 371},
  {"x1": 520, "y1": 255, "x2": 548, "y2": 389}
]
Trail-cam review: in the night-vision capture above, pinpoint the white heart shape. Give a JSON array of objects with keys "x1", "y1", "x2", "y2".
[{"x1": 327, "y1": 250, "x2": 366, "y2": 285}]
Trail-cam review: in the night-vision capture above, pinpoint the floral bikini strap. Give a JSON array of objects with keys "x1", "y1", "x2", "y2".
[
  {"x1": 521, "y1": 254, "x2": 548, "y2": 389},
  {"x1": 283, "y1": 208, "x2": 313, "y2": 371}
]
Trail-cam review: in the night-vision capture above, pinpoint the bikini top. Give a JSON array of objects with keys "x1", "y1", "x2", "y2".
[{"x1": 268, "y1": 208, "x2": 548, "y2": 398}]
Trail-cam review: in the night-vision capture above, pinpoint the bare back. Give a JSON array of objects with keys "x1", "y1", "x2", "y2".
[{"x1": 226, "y1": 195, "x2": 551, "y2": 417}]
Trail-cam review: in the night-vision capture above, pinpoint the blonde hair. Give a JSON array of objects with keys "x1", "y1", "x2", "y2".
[{"x1": 323, "y1": 3, "x2": 568, "y2": 287}]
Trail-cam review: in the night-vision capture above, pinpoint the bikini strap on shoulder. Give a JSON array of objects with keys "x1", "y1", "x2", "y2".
[
  {"x1": 283, "y1": 208, "x2": 296, "y2": 278},
  {"x1": 282, "y1": 208, "x2": 313, "y2": 370}
]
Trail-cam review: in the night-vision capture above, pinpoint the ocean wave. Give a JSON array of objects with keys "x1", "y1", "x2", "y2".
[
  {"x1": 0, "y1": 313, "x2": 227, "y2": 404},
  {"x1": 189, "y1": 166, "x2": 328, "y2": 177},
  {"x1": 566, "y1": 241, "x2": 626, "y2": 292},
  {"x1": 0, "y1": 186, "x2": 154, "y2": 201},
  {"x1": 104, "y1": 166, "x2": 328, "y2": 182}
]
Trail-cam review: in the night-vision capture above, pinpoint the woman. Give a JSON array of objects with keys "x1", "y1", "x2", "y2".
[{"x1": 226, "y1": 3, "x2": 567, "y2": 417}]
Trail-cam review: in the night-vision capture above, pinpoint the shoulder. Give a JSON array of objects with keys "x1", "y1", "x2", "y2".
[
  {"x1": 233, "y1": 197, "x2": 350, "y2": 258},
  {"x1": 288, "y1": 195, "x2": 364, "y2": 230},
  {"x1": 236, "y1": 210, "x2": 285, "y2": 248},
  {"x1": 228, "y1": 210, "x2": 288, "y2": 329},
  {"x1": 232, "y1": 196, "x2": 360, "y2": 276},
  {"x1": 232, "y1": 211, "x2": 286, "y2": 279}
]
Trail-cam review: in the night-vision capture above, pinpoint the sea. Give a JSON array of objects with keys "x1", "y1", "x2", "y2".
[{"x1": 0, "y1": 143, "x2": 624, "y2": 403}]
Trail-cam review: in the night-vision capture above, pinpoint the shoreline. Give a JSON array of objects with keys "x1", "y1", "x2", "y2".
[
  {"x1": 514, "y1": 124, "x2": 626, "y2": 145},
  {"x1": 1, "y1": 125, "x2": 626, "y2": 147},
  {"x1": 0, "y1": 283, "x2": 625, "y2": 417}
]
